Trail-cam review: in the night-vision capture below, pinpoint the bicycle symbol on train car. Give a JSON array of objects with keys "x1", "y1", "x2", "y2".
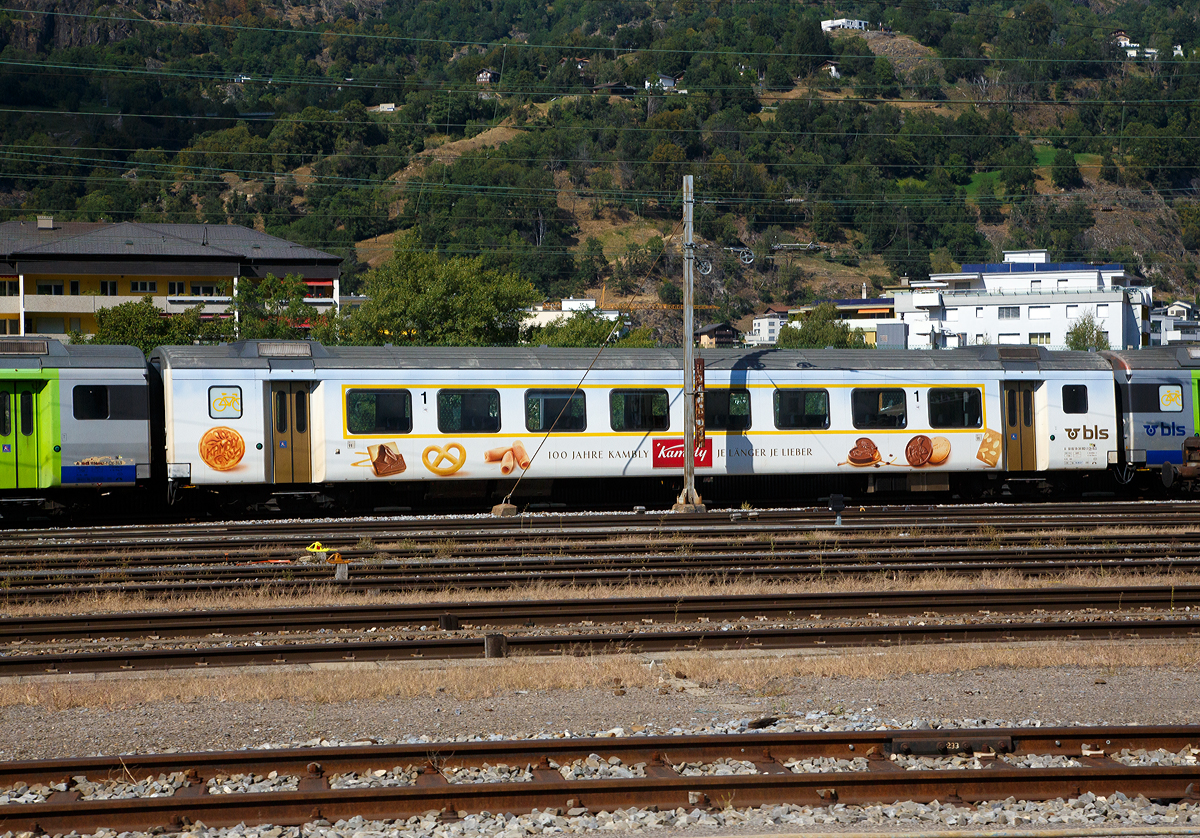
[{"x1": 209, "y1": 387, "x2": 243, "y2": 419}]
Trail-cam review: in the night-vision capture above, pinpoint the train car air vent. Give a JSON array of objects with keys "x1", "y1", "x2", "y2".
[
  {"x1": 997, "y1": 346, "x2": 1041, "y2": 360},
  {"x1": 257, "y1": 341, "x2": 312, "y2": 358},
  {"x1": 1188, "y1": 347, "x2": 1200, "y2": 359},
  {"x1": 0, "y1": 339, "x2": 49, "y2": 355}
]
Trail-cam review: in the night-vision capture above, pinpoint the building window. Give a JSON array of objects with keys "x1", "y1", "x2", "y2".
[
  {"x1": 438, "y1": 389, "x2": 501, "y2": 433},
  {"x1": 130, "y1": 281, "x2": 156, "y2": 293},
  {"x1": 1029, "y1": 333, "x2": 1051, "y2": 345},
  {"x1": 1058, "y1": 279, "x2": 1069, "y2": 290},
  {"x1": 975, "y1": 334, "x2": 986, "y2": 345},
  {"x1": 998, "y1": 306, "x2": 1019, "y2": 319},
  {"x1": 168, "y1": 282, "x2": 186, "y2": 295},
  {"x1": 525, "y1": 389, "x2": 586, "y2": 432},
  {"x1": 851, "y1": 388, "x2": 907, "y2": 429},
  {"x1": 946, "y1": 308, "x2": 959, "y2": 322},
  {"x1": 1066, "y1": 304, "x2": 1079, "y2": 319},
  {"x1": 1029, "y1": 306, "x2": 1050, "y2": 320},
  {"x1": 1096, "y1": 304, "x2": 1109, "y2": 317},
  {"x1": 36, "y1": 283, "x2": 63, "y2": 296},
  {"x1": 705, "y1": 389, "x2": 751, "y2": 431},
  {"x1": 928, "y1": 388, "x2": 983, "y2": 428},
  {"x1": 191, "y1": 284, "x2": 220, "y2": 296},
  {"x1": 35, "y1": 317, "x2": 65, "y2": 333},
  {"x1": 1062, "y1": 385, "x2": 1088, "y2": 414},
  {"x1": 998, "y1": 333, "x2": 1020, "y2": 344},
  {"x1": 70, "y1": 281, "x2": 79, "y2": 295},
  {"x1": 346, "y1": 389, "x2": 411, "y2": 434},
  {"x1": 774, "y1": 389, "x2": 830, "y2": 430},
  {"x1": 976, "y1": 307, "x2": 984, "y2": 318},
  {"x1": 100, "y1": 281, "x2": 118, "y2": 296},
  {"x1": 0, "y1": 282, "x2": 16, "y2": 296},
  {"x1": 69, "y1": 318, "x2": 81, "y2": 332},
  {"x1": 610, "y1": 389, "x2": 669, "y2": 432}
]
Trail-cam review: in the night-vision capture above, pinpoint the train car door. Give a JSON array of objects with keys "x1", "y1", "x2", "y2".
[
  {"x1": 0, "y1": 381, "x2": 41, "y2": 490},
  {"x1": 270, "y1": 382, "x2": 311, "y2": 483},
  {"x1": 1003, "y1": 381, "x2": 1037, "y2": 471}
]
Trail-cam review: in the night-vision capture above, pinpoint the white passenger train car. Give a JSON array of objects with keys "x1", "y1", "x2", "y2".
[{"x1": 151, "y1": 341, "x2": 1118, "y2": 503}]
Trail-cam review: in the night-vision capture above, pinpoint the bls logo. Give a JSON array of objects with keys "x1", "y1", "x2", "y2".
[
  {"x1": 1144, "y1": 422, "x2": 1186, "y2": 437},
  {"x1": 1065, "y1": 426, "x2": 1110, "y2": 440}
]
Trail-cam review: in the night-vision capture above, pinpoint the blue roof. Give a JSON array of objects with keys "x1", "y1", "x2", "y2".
[{"x1": 961, "y1": 262, "x2": 1124, "y2": 273}]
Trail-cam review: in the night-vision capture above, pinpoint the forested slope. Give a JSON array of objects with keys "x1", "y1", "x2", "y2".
[{"x1": 1, "y1": 0, "x2": 1198, "y2": 330}]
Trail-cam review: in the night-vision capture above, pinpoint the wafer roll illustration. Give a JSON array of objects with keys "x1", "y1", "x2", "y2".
[
  {"x1": 511, "y1": 439, "x2": 531, "y2": 469},
  {"x1": 484, "y1": 446, "x2": 511, "y2": 463},
  {"x1": 500, "y1": 450, "x2": 515, "y2": 475}
]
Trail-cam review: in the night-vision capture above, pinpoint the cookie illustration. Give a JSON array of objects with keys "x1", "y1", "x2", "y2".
[
  {"x1": 976, "y1": 429, "x2": 1003, "y2": 467},
  {"x1": 847, "y1": 437, "x2": 880, "y2": 466},
  {"x1": 198, "y1": 426, "x2": 245, "y2": 471},
  {"x1": 905, "y1": 434, "x2": 933, "y2": 467},
  {"x1": 928, "y1": 436, "x2": 951, "y2": 465}
]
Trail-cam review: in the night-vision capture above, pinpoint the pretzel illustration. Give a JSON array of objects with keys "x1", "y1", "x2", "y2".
[{"x1": 422, "y1": 442, "x2": 466, "y2": 476}]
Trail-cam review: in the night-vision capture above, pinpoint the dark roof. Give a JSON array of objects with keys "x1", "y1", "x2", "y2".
[
  {"x1": 153, "y1": 342, "x2": 1113, "y2": 373},
  {"x1": 1105, "y1": 347, "x2": 1200, "y2": 370},
  {"x1": 961, "y1": 261, "x2": 1124, "y2": 274},
  {"x1": 0, "y1": 338, "x2": 145, "y2": 370},
  {"x1": 0, "y1": 221, "x2": 338, "y2": 264}
]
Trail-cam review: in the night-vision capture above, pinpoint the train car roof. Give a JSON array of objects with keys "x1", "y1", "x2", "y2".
[
  {"x1": 151, "y1": 341, "x2": 1115, "y2": 373},
  {"x1": 1104, "y1": 347, "x2": 1200, "y2": 370},
  {"x1": 0, "y1": 338, "x2": 146, "y2": 370}
]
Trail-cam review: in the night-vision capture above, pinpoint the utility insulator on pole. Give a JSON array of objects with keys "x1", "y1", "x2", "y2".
[{"x1": 673, "y1": 175, "x2": 705, "y2": 513}]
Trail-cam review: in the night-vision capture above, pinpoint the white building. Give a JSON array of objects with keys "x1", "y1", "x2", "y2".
[
  {"x1": 745, "y1": 309, "x2": 790, "y2": 346},
  {"x1": 524, "y1": 298, "x2": 620, "y2": 330},
  {"x1": 821, "y1": 18, "x2": 868, "y2": 31},
  {"x1": 1151, "y1": 301, "x2": 1200, "y2": 345},
  {"x1": 888, "y1": 250, "x2": 1151, "y2": 350}
]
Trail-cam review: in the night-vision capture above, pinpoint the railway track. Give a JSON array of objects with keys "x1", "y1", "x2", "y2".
[
  {"x1": 1, "y1": 726, "x2": 1197, "y2": 833},
  {"x1": 4, "y1": 616, "x2": 1197, "y2": 676},
  {"x1": 5, "y1": 585, "x2": 1200, "y2": 642}
]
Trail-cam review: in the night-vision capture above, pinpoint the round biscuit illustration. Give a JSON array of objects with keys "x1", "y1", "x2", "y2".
[
  {"x1": 929, "y1": 436, "x2": 951, "y2": 465},
  {"x1": 199, "y1": 426, "x2": 246, "y2": 471}
]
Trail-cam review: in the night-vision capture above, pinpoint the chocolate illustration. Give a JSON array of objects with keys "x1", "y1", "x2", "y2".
[
  {"x1": 847, "y1": 437, "x2": 880, "y2": 466},
  {"x1": 905, "y1": 434, "x2": 933, "y2": 467},
  {"x1": 368, "y1": 442, "x2": 406, "y2": 477}
]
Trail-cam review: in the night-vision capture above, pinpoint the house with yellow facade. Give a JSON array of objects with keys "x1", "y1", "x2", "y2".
[{"x1": 0, "y1": 217, "x2": 342, "y2": 336}]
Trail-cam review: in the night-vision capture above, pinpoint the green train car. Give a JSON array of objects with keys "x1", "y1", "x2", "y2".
[{"x1": 0, "y1": 339, "x2": 151, "y2": 500}]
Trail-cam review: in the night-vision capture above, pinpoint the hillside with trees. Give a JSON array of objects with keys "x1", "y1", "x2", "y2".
[{"x1": 1, "y1": 0, "x2": 1198, "y2": 342}]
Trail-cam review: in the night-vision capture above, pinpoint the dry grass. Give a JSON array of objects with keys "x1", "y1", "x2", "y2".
[
  {"x1": 4, "y1": 567, "x2": 1200, "y2": 619},
  {"x1": 5, "y1": 640, "x2": 1196, "y2": 711}
]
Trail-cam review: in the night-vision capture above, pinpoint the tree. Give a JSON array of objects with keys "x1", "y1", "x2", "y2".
[
  {"x1": 976, "y1": 177, "x2": 1004, "y2": 224},
  {"x1": 349, "y1": 246, "x2": 539, "y2": 346},
  {"x1": 72, "y1": 296, "x2": 232, "y2": 355},
  {"x1": 1051, "y1": 148, "x2": 1083, "y2": 190},
  {"x1": 1065, "y1": 309, "x2": 1110, "y2": 351},
  {"x1": 776, "y1": 302, "x2": 869, "y2": 349},
  {"x1": 234, "y1": 274, "x2": 317, "y2": 340},
  {"x1": 1099, "y1": 152, "x2": 1119, "y2": 184}
]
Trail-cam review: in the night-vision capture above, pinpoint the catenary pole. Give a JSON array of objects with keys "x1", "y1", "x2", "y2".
[{"x1": 675, "y1": 175, "x2": 702, "y2": 510}]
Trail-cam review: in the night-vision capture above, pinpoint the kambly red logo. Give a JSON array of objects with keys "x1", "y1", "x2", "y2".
[{"x1": 652, "y1": 438, "x2": 713, "y2": 468}]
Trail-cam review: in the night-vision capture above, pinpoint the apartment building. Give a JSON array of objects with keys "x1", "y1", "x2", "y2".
[{"x1": 0, "y1": 218, "x2": 341, "y2": 336}]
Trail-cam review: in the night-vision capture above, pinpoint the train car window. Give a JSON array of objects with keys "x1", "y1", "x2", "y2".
[
  {"x1": 1022, "y1": 389, "x2": 1033, "y2": 427},
  {"x1": 852, "y1": 388, "x2": 907, "y2": 429},
  {"x1": 525, "y1": 389, "x2": 586, "y2": 433},
  {"x1": 209, "y1": 386, "x2": 242, "y2": 420},
  {"x1": 108, "y1": 386, "x2": 148, "y2": 421},
  {"x1": 72, "y1": 385, "x2": 109, "y2": 420},
  {"x1": 1062, "y1": 385, "x2": 1088, "y2": 414},
  {"x1": 295, "y1": 391, "x2": 308, "y2": 434},
  {"x1": 610, "y1": 389, "x2": 669, "y2": 432},
  {"x1": 773, "y1": 389, "x2": 829, "y2": 430},
  {"x1": 19, "y1": 390, "x2": 32, "y2": 436},
  {"x1": 346, "y1": 389, "x2": 413, "y2": 434},
  {"x1": 0, "y1": 391, "x2": 9, "y2": 436},
  {"x1": 1129, "y1": 383, "x2": 1184, "y2": 413},
  {"x1": 706, "y1": 389, "x2": 751, "y2": 431},
  {"x1": 438, "y1": 389, "x2": 501, "y2": 433},
  {"x1": 928, "y1": 388, "x2": 983, "y2": 428},
  {"x1": 275, "y1": 391, "x2": 288, "y2": 433}
]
